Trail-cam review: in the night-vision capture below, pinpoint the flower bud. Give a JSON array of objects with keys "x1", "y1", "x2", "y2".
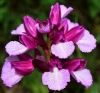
[
  {"x1": 23, "y1": 15, "x2": 37, "y2": 37},
  {"x1": 49, "y1": 2, "x2": 61, "y2": 25}
]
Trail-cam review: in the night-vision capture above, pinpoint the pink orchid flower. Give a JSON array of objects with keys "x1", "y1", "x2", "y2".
[
  {"x1": 51, "y1": 18, "x2": 96, "y2": 58},
  {"x1": 1, "y1": 53, "x2": 34, "y2": 87},
  {"x1": 33, "y1": 57, "x2": 92, "y2": 91}
]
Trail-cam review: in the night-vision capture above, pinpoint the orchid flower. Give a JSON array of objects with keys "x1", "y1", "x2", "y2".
[
  {"x1": 5, "y1": 16, "x2": 47, "y2": 56},
  {"x1": 1, "y1": 53, "x2": 34, "y2": 87},
  {"x1": 33, "y1": 57, "x2": 92, "y2": 91},
  {"x1": 51, "y1": 18, "x2": 96, "y2": 59}
]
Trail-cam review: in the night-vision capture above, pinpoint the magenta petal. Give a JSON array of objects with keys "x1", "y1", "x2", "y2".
[
  {"x1": 5, "y1": 41, "x2": 28, "y2": 56},
  {"x1": 23, "y1": 15, "x2": 37, "y2": 37},
  {"x1": 12, "y1": 61, "x2": 34, "y2": 76},
  {"x1": 49, "y1": 2, "x2": 61, "y2": 25},
  {"x1": 42, "y1": 67, "x2": 70, "y2": 91},
  {"x1": 18, "y1": 53, "x2": 33, "y2": 61},
  {"x1": 71, "y1": 69, "x2": 93, "y2": 87},
  {"x1": 59, "y1": 19, "x2": 68, "y2": 34},
  {"x1": 11, "y1": 24, "x2": 26, "y2": 35},
  {"x1": 75, "y1": 59, "x2": 87, "y2": 70},
  {"x1": 51, "y1": 41, "x2": 75, "y2": 58},
  {"x1": 63, "y1": 58, "x2": 80, "y2": 71},
  {"x1": 60, "y1": 5, "x2": 73, "y2": 18},
  {"x1": 1, "y1": 56, "x2": 23, "y2": 87},
  {"x1": 20, "y1": 35, "x2": 38, "y2": 49},
  {"x1": 65, "y1": 26, "x2": 85, "y2": 43},
  {"x1": 33, "y1": 59, "x2": 49, "y2": 73},
  {"x1": 63, "y1": 58, "x2": 87, "y2": 71},
  {"x1": 76, "y1": 30, "x2": 96, "y2": 52}
]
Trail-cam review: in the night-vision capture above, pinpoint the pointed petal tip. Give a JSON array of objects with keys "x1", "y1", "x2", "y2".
[
  {"x1": 11, "y1": 24, "x2": 26, "y2": 35},
  {"x1": 60, "y1": 5, "x2": 73, "y2": 18}
]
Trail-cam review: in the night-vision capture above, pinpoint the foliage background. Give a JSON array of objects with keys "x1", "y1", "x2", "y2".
[{"x1": 0, "y1": 0, "x2": 100, "y2": 93}]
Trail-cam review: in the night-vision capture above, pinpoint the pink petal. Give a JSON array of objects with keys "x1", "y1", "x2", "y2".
[
  {"x1": 71, "y1": 69, "x2": 93, "y2": 87},
  {"x1": 35, "y1": 22, "x2": 50, "y2": 33},
  {"x1": 67, "y1": 18, "x2": 79, "y2": 30},
  {"x1": 42, "y1": 67, "x2": 70, "y2": 91},
  {"x1": 49, "y1": 2, "x2": 61, "y2": 25},
  {"x1": 20, "y1": 35, "x2": 38, "y2": 49},
  {"x1": 5, "y1": 55, "x2": 19, "y2": 62},
  {"x1": 11, "y1": 24, "x2": 26, "y2": 35},
  {"x1": 76, "y1": 30, "x2": 96, "y2": 52},
  {"x1": 1, "y1": 56, "x2": 23, "y2": 87},
  {"x1": 12, "y1": 60, "x2": 34, "y2": 76},
  {"x1": 60, "y1": 5, "x2": 73, "y2": 18},
  {"x1": 23, "y1": 16, "x2": 37, "y2": 37},
  {"x1": 5, "y1": 41, "x2": 28, "y2": 56},
  {"x1": 51, "y1": 41, "x2": 75, "y2": 59}
]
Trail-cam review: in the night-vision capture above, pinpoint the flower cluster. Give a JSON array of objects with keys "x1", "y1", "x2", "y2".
[{"x1": 1, "y1": 2, "x2": 96, "y2": 91}]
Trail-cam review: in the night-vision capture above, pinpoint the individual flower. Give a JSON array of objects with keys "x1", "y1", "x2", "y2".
[
  {"x1": 33, "y1": 57, "x2": 92, "y2": 91},
  {"x1": 51, "y1": 18, "x2": 96, "y2": 58},
  {"x1": 1, "y1": 53, "x2": 34, "y2": 87},
  {"x1": 63, "y1": 58, "x2": 93, "y2": 88},
  {"x1": 5, "y1": 15, "x2": 48, "y2": 56}
]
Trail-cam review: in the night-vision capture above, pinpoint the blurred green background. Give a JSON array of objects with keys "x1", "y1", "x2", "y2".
[{"x1": 0, "y1": 0, "x2": 100, "y2": 93}]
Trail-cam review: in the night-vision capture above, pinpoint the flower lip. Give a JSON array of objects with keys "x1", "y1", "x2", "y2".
[{"x1": 23, "y1": 15, "x2": 37, "y2": 37}]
